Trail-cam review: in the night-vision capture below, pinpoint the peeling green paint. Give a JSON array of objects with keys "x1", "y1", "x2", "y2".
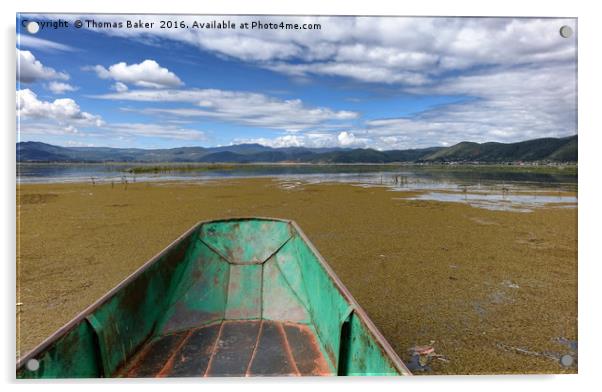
[{"x1": 17, "y1": 218, "x2": 409, "y2": 378}]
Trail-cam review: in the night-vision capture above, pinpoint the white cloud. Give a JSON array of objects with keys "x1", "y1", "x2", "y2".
[
  {"x1": 95, "y1": 59, "x2": 576, "y2": 148},
  {"x1": 16, "y1": 89, "x2": 203, "y2": 142},
  {"x1": 17, "y1": 49, "x2": 69, "y2": 83},
  {"x1": 234, "y1": 135, "x2": 305, "y2": 148},
  {"x1": 87, "y1": 59, "x2": 183, "y2": 88},
  {"x1": 95, "y1": 88, "x2": 358, "y2": 132},
  {"x1": 64, "y1": 125, "x2": 78, "y2": 134},
  {"x1": 18, "y1": 35, "x2": 75, "y2": 52},
  {"x1": 235, "y1": 131, "x2": 369, "y2": 149},
  {"x1": 18, "y1": 122, "x2": 85, "y2": 137},
  {"x1": 266, "y1": 62, "x2": 430, "y2": 85},
  {"x1": 236, "y1": 59, "x2": 577, "y2": 150},
  {"x1": 112, "y1": 82, "x2": 128, "y2": 92},
  {"x1": 26, "y1": 15, "x2": 577, "y2": 147},
  {"x1": 100, "y1": 123, "x2": 205, "y2": 141},
  {"x1": 337, "y1": 131, "x2": 358, "y2": 146},
  {"x1": 46, "y1": 81, "x2": 77, "y2": 94},
  {"x1": 42, "y1": 15, "x2": 575, "y2": 86},
  {"x1": 361, "y1": 63, "x2": 577, "y2": 148},
  {"x1": 17, "y1": 89, "x2": 103, "y2": 127}
]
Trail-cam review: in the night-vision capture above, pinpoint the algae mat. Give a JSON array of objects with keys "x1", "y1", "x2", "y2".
[{"x1": 16, "y1": 178, "x2": 577, "y2": 375}]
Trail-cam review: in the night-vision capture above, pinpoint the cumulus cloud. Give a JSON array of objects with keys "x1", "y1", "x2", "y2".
[
  {"x1": 17, "y1": 49, "x2": 69, "y2": 83},
  {"x1": 337, "y1": 131, "x2": 359, "y2": 146},
  {"x1": 17, "y1": 89, "x2": 203, "y2": 142},
  {"x1": 362, "y1": 62, "x2": 577, "y2": 148},
  {"x1": 235, "y1": 131, "x2": 369, "y2": 149},
  {"x1": 46, "y1": 81, "x2": 78, "y2": 94},
  {"x1": 17, "y1": 89, "x2": 103, "y2": 127},
  {"x1": 42, "y1": 15, "x2": 576, "y2": 85},
  {"x1": 28, "y1": 15, "x2": 577, "y2": 148},
  {"x1": 95, "y1": 88, "x2": 358, "y2": 132},
  {"x1": 239, "y1": 59, "x2": 576, "y2": 151},
  {"x1": 87, "y1": 60, "x2": 183, "y2": 88}
]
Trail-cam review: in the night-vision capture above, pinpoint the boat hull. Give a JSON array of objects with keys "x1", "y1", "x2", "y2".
[{"x1": 17, "y1": 218, "x2": 410, "y2": 378}]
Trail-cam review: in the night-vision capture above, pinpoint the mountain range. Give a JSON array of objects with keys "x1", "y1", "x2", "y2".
[{"x1": 16, "y1": 135, "x2": 577, "y2": 164}]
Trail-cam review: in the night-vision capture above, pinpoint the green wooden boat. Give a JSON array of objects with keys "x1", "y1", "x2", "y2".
[{"x1": 17, "y1": 218, "x2": 410, "y2": 378}]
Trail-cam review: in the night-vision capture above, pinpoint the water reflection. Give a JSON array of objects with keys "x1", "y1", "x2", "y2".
[
  {"x1": 400, "y1": 191, "x2": 577, "y2": 212},
  {"x1": 17, "y1": 163, "x2": 577, "y2": 187},
  {"x1": 17, "y1": 163, "x2": 577, "y2": 212}
]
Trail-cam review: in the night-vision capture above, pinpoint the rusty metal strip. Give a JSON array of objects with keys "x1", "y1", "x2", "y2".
[
  {"x1": 202, "y1": 321, "x2": 224, "y2": 377},
  {"x1": 205, "y1": 320, "x2": 262, "y2": 376},
  {"x1": 168, "y1": 323, "x2": 221, "y2": 377},
  {"x1": 281, "y1": 322, "x2": 333, "y2": 376},
  {"x1": 156, "y1": 330, "x2": 193, "y2": 377},
  {"x1": 244, "y1": 319, "x2": 264, "y2": 377},
  {"x1": 123, "y1": 331, "x2": 187, "y2": 378},
  {"x1": 114, "y1": 336, "x2": 154, "y2": 377},
  {"x1": 277, "y1": 322, "x2": 301, "y2": 376}
]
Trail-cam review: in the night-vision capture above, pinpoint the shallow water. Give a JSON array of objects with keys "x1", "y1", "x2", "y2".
[
  {"x1": 270, "y1": 168, "x2": 577, "y2": 212},
  {"x1": 17, "y1": 163, "x2": 576, "y2": 212},
  {"x1": 16, "y1": 163, "x2": 576, "y2": 185},
  {"x1": 401, "y1": 191, "x2": 577, "y2": 212}
]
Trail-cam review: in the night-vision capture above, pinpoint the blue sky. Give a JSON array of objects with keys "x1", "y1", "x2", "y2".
[{"x1": 16, "y1": 15, "x2": 577, "y2": 150}]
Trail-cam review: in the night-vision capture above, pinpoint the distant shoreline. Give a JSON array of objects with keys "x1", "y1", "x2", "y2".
[
  {"x1": 16, "y1": 163, "x2": 578, "y2": 187},
  {"x1": 17, "y1": 135, "x2": 578, "y2": 164},
  {"x1": 16, "y1": 161, "x2": 579, "y2": 174},
  {"x1": 16, "y1": 161, "x2": 578, "y2": 168}
]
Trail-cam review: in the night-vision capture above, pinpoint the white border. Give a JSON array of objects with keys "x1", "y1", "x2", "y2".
[{"x1": 3, "y1": 1, "x2": 600, "y2": 391}]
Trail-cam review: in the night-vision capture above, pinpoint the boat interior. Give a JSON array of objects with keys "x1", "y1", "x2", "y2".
[{"x1": 17, "y1": 219, "x2": 407, "y2": 378}]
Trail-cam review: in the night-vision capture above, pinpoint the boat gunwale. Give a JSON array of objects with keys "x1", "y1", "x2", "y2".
[
  {"x1": 16, "y1": 216, "x2": 411, "y2": 376},
  {"x1": 289, "y1": 220, "x2": 411, "y2": 376}
]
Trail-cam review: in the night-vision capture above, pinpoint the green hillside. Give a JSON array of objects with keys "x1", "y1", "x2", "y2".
[{"x1": 17, "y1": 135, "x2": 577, "y2": 164}]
